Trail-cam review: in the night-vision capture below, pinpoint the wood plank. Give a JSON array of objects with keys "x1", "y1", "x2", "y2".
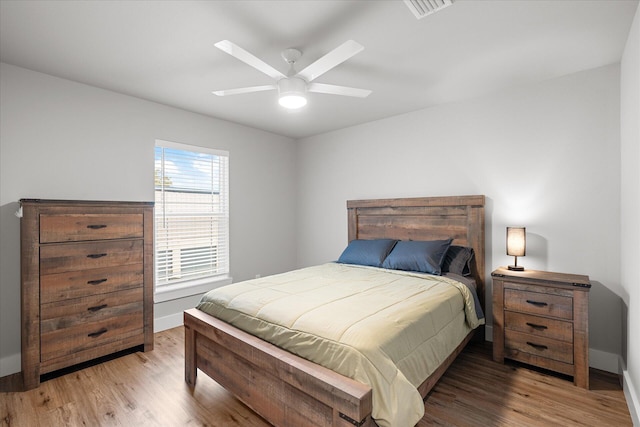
[
  {"x1": 505, "y1": 311, "x2": 573, "y2": 342},
  {"x1": 573, "y1": 289, "x2": 589, "y2": 388},
  {"x1": 40, "y1": 213, "x2": 144, "y2": 243},
  {"x1": 505, "y1": 329, "x2": 574, "y2": 364},
  {"x1": 0, "y1": 329, "x2": 631, "y2": 427},
  {"x1": 20, "y1": 199, "x2": 41, "y2": 391},
  {"x1": 39, "y1": 240, "x2": 143, "y2": 275},
  {"x1": 185, "y1": 308, "x2": 373, "y2": 426},
  {"x1": 142, "y1": 204, "x2": 155, "y2": 352},
  {"x1": 40, "y1": 263, "x2": 144, "y2": 303},
  {"x1": 504, "y1": 288, "x2": 573, "y2": 320},
  {"x1": 347, "y1": 195, "x2": 485, "y2": 209}
]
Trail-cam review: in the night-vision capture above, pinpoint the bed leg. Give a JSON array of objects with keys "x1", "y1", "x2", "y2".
[{"x1": 185, "y1": 324, "x2": 197, "y2": 388}]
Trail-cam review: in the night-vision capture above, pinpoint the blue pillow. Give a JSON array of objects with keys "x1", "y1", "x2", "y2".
[
  {"x1": 337, "y1": 239, "x2": 398, "y2": 267},
  {"x1": 382, "y1": 239, "x2": 453, "y2": 275}
]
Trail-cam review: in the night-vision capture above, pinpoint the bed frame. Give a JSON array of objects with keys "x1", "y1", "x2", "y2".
[{"x1": 184, "y1": 195, "x2": 485, "y2": 427}]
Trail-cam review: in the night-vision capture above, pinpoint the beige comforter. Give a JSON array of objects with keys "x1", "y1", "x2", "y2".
[{"x1": 197, "y1": 263, "x2": 484, "y2": 427}]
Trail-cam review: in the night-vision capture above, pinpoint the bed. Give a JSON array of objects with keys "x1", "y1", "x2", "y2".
[{"x1": 184, "y1": 195, "x2": 485, "y2": 427}]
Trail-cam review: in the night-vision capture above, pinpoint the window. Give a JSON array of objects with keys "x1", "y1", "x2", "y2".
[{"x1": 154, "y1": 140, "x2": 230, "y2": 302}]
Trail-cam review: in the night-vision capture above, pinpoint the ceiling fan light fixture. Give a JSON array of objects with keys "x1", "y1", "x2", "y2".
[
  {"x1": 213, "y1": 40, "x2": 371, "y2": 109},
  {"x1": 278, "y1": 77, "x2": 307, "y2": 109},
  {"x1": 279, "y1": 94, "x2": 307, "y2": 109}
]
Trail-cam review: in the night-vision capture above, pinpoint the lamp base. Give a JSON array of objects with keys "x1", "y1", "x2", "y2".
[{"x1": 508, "y1": 265, "x2": 524, "y2": 271}]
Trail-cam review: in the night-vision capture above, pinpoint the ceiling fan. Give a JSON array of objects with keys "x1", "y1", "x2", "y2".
[{"x1": 212, "y1": 40, "x2": 372, "y2": 109}]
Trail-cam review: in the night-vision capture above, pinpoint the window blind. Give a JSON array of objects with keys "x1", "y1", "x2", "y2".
[{"x1": 154, "y1": 141, "x2": 229, "y2": 292}]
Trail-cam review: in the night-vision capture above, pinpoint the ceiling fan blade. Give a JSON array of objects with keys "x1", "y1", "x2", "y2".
[
  {"x1": 215, "y1": 40, "x2": 285, "y2": 80},
  {"x1": 212, "y1": 85, "x2": 276, "y2": 96},
  {"x1": 297, "y1": 40, "x2": 364, "y2": 82},
  {"x1": 307, "y1": 83, "x2": 371, "y2": 98}
]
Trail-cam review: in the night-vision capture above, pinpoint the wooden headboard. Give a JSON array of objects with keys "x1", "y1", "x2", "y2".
[{"x1": 347, "y1": 195, "x2": 486, "y2": 306}]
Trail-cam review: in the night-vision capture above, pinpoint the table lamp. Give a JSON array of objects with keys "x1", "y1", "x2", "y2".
[{"x1": 506, "y1": 226, "x2": 526, "y2": 271}]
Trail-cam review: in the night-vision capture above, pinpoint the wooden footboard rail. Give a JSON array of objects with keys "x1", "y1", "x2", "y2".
[{"x1": 184, "y1": 308, "x2": 374, "y2": 427}]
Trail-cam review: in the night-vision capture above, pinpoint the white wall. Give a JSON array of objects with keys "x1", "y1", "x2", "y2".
[
  {"x1": 0, "y1": 63, "x2": 298, "y2": 376},
  {"x1": 620, "y1": 4, "x2": 640, "y2": 424},
  {"x1": 296, "y1": 64, "x2": 623, "y2": 366}
]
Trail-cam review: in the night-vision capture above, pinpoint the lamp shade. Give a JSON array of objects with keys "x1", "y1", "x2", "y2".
[{"x1": 506, "y1": 227, "x2": 526, "y2": 257}]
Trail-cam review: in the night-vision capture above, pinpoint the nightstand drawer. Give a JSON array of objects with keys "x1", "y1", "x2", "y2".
[
  {"x1": 505, "y1": 330, "x2": 573, "y2": 364},
  {"x1": 504, "y1": 288, "x2": 572, "y2": 320},
  {"x1": 40, "y1": 213, "x2": 144, "y2": 243},
  {"x1": 504, "y1": 311, "x2": 573, "y2": 342}
]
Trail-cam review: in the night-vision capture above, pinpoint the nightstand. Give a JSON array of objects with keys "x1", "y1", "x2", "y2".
[{"x1": 492, "y1": 267, "x2": 591, "y2": 389}]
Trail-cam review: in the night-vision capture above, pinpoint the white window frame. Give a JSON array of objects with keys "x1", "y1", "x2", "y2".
[{"x1": 154, "y1": 139, "x2": 231, "y2": 303}]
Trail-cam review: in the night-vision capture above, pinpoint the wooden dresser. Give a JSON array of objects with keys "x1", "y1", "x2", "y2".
[
  {"x1": 20, "y1": 199, "x2": 154, "y2": 390},
  {"x1": 491, "y1": 267, "x2": 591, "y2": 389}
]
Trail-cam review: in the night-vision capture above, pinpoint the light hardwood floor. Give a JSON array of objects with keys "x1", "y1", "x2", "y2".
[{"x1": 1, "y1": 327, "x2": 632, "y2": 426}]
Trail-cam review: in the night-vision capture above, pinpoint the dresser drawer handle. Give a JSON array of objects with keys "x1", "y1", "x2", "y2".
[
  {"x1": 88, "y1": 328, "x2": 108, "y2": 338},
  {"x1": 87, "y1": 278, "x2": 108, "y2": 285},
  {"x1": 87, "y1": 224, "x2": 108, "y2": 230},
  {"x1": 87, "y1": 304, "x2": 108, "y2": 312},
  {"x1": 526, "y1": 322, "x2": 548, "y2": 330},
  {"x1": 526, "y1": 342, "x2": 548, "y2": 351},
  {"x1": 526, "y1": 299, "x2": 548, "y2": 307},
  {"x1": 87, "y1": 253, "x2": 108, "y2": 259}
]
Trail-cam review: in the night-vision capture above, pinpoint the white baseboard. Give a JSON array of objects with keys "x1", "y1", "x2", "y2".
[
  {"x1": 0, "y1": 353, "x2": 21, "y2": 377},
  {"x1": 154, "y1": 312, "x2": 184, "y2": 333},
  {"x1": 485, "y1": 325, "x2": 620, "y2": 374},
  {"x1": 623, "y1": 370, "x2": 640, "y2": 426}
]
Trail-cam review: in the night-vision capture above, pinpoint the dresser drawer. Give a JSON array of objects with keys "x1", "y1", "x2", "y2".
[
  {"x1": 40, "y1": 288, "x2": 143, "y2": 362},
  {"x1": 504, "y1": 330, "x2": 573, "y2": 364},
  {"x1": 40, "y1": 213, "x2": 143, "y2": 243},
  {"x1": 41, "y1": 263, "x2": 144, "y2": 303},
  {"x1": 504, "y1": 288, "x2": 573, "y2": 320},
  {"x1": 504, "y1": 311, "x2": 573, "y2": 342},
  {"x1": 40, "y1": 240, "x2": 143, "y2": 275}
]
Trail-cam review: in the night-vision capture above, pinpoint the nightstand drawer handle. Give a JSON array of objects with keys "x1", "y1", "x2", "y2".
[
  {"x1": 87, "y1": 224, "x2": 107, "y2": 229},
  {"x1": 526, "y1": 299, "x2": 548, "y2": 307},
  {"x1": 87, "y1": 304, "x2": 108, "y2": 312},
  {"x1": 87, "y1": 278, "x2": 108, "y2": 285},
  {"x1": 87, "y1": 253, "x2": 107, "y2": 259},
  {"x1": 88, "y1": 328, "x2": 108, "y2": 338},
  {"x1": 526, "y1": 342, "x2": 548, "y2": 351},
  {"x1": 526, "y1": 322, "x2": 548, "y2": 330}
]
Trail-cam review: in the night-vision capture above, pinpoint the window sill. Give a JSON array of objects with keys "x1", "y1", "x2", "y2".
[{"x1": 154, "y1": 275, "x2": 233, "y2": 303}]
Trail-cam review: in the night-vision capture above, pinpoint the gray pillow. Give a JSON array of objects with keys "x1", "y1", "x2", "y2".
[{"x1": 442, "y1": 245, "x2": 475, "y2": 276}]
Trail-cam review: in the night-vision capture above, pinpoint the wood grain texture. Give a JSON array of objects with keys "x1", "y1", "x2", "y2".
[
  {"x1": 184, "y1": 309, "x2": 374, "y2": 427},
  {"x1": 184, "y1": 195, "x2": 486, "y2": 426},
  {"x1": 40, "y1": 263, "x2": 144, "y2": 304},
  {"x1": 347, "y1": 195, "x2": 486, "y2": 311},
  {"x1": 19, "y1": 199, "x2": 154, "y2": 390},
  {"x1": 492, "y1": 267, "x2": 590, "y2": 389},
  {"x1": 0, "y1": 328, "x2": 631, "y2": 426},
  {"x1": 39, "y1": 213, "x2": 143, "y2": 243}
]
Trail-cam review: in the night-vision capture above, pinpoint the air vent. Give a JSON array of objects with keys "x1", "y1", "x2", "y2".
[{"x1": 403, "y1": 0, "x2": 454, "y2": 19}]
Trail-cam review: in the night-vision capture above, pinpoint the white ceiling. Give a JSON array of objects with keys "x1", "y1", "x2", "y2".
[{"x1": 0, "y1": 0, "x2": 637, "y2": 139}]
